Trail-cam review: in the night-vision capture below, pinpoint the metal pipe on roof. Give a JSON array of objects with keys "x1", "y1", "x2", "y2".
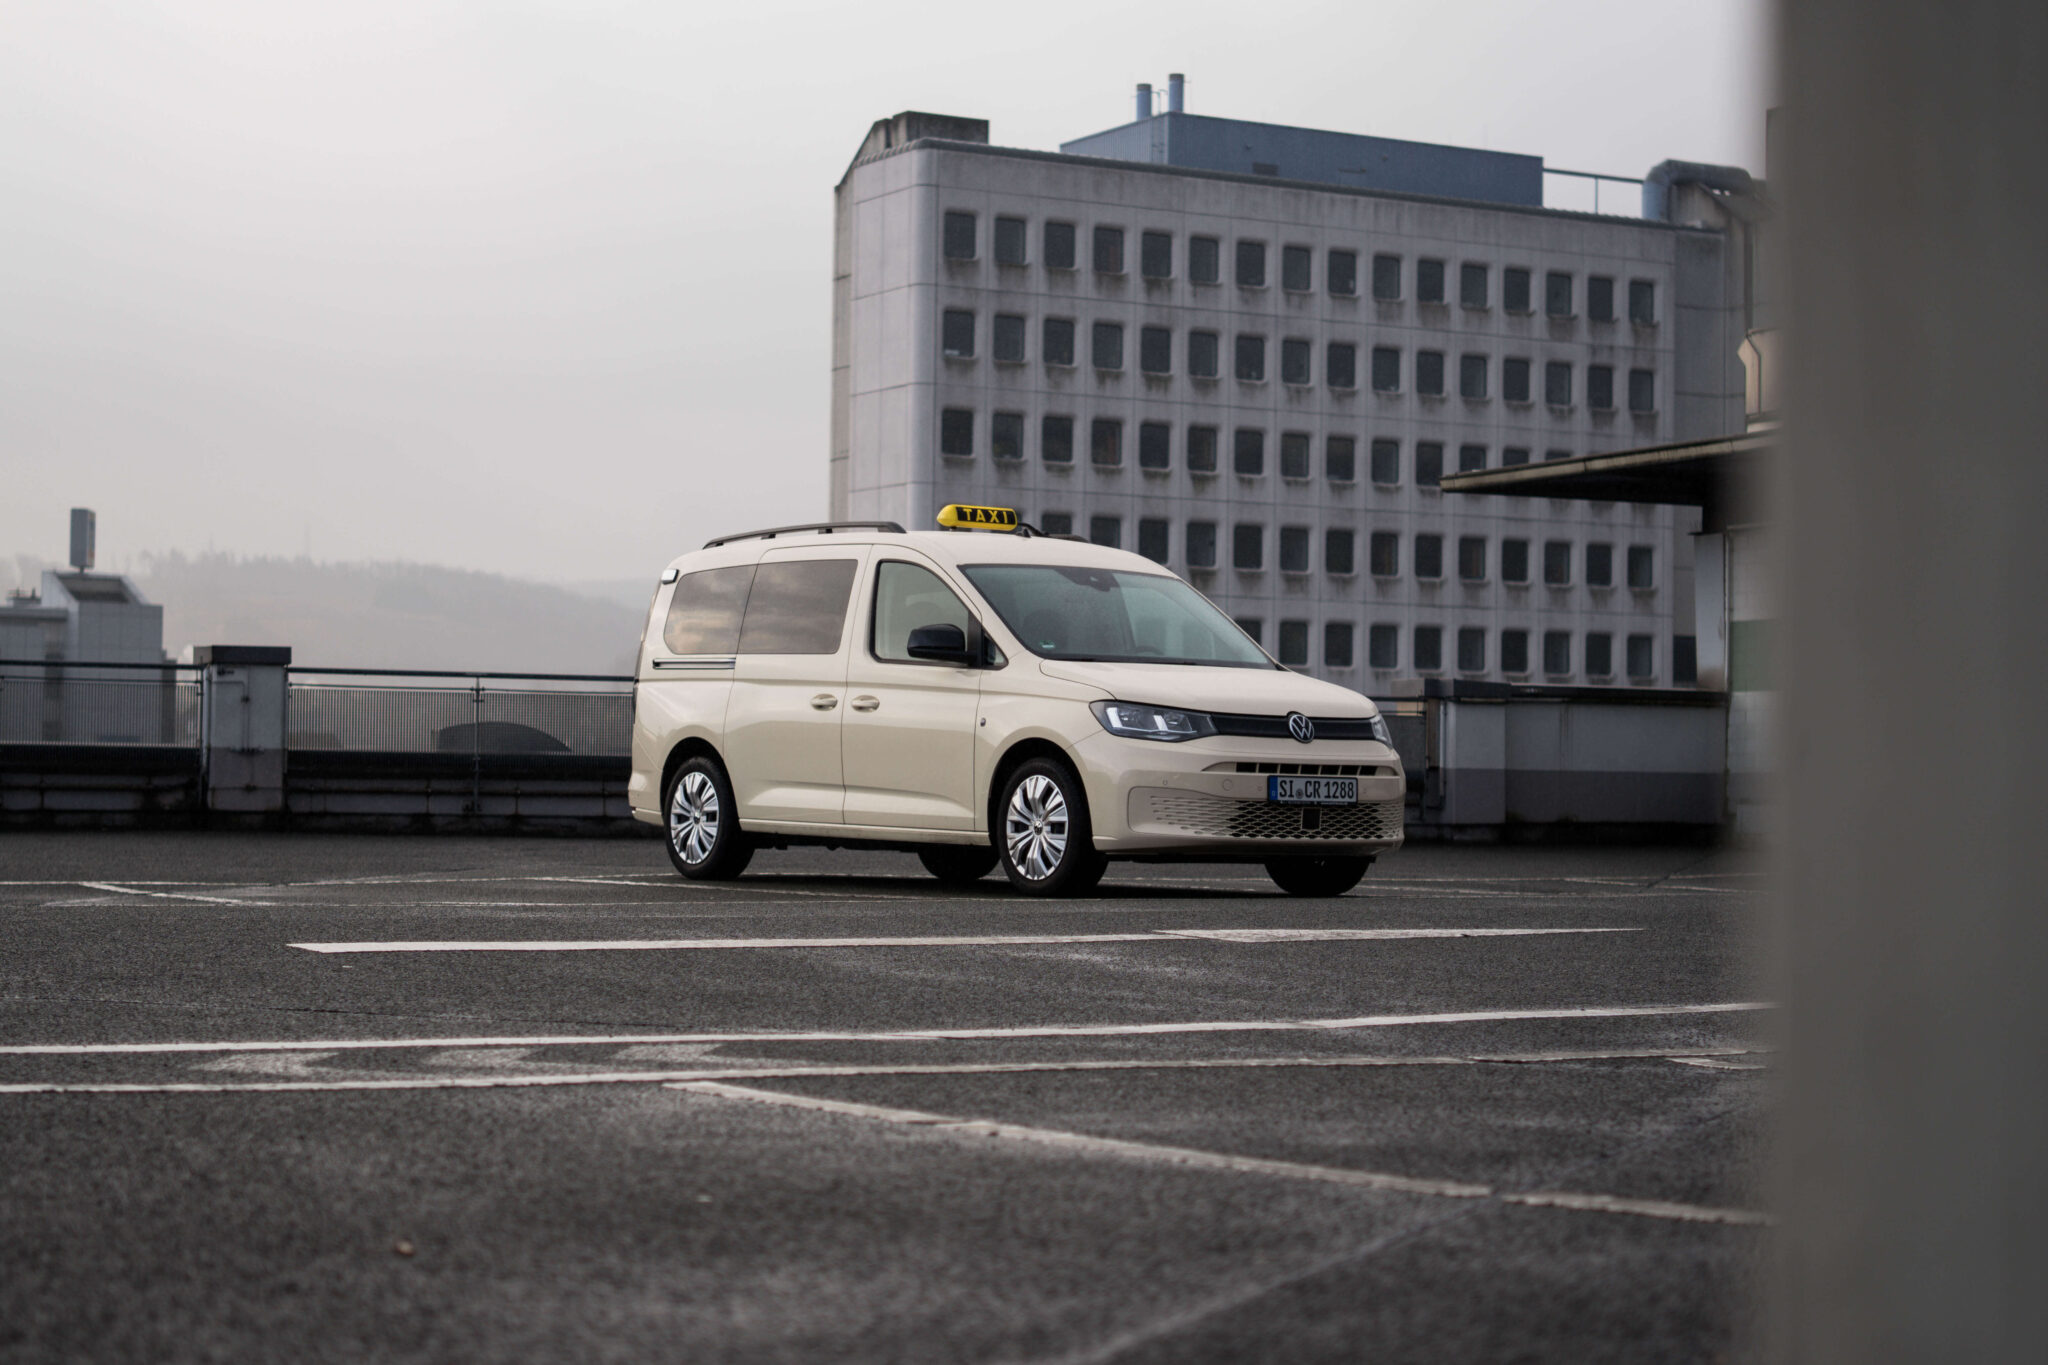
[
  {"x1": 1168, "y1": 73, "x2": 1184, "y2": 112},
  {"x1": 1135, "y1": 83, "x2": 1152, "y2": 121}
]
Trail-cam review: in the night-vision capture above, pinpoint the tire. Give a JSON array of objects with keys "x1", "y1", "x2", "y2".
[
  {"x1": 1265, "y1": 856, "x2": 1373, "y2": 897},
  {"x1": 918, "y1": 844, "x2": 1000, "y2": 886},
  {"x1": 664, "y1": 756, "x2": 753, "y2": 881},
  {"x1": 997, "y1": 757, "x2": 1107, "y2": 897}
]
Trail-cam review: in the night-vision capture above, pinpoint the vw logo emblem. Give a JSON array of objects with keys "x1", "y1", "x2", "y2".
[{"x1": 1286, "y1": 712, "x2": 1315, "y2": 744}]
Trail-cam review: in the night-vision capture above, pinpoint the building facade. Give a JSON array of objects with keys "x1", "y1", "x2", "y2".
[{"x1": 831, "y1": 108, "x2": 1751, "y2": 689}]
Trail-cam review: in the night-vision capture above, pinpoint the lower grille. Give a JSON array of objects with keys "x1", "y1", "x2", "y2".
[{"x1": 1134, "y1": 790, "x2": 1406, "y2": 842}]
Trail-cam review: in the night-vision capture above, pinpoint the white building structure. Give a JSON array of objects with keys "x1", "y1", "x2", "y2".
[{"x1": 831, "y1": 98, "x2": 1756, "y2": 689}]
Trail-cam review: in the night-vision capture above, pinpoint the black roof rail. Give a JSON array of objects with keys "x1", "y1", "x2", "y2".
[{"x1": 703, "y1": 520, "x2": 906, "y2": 549}]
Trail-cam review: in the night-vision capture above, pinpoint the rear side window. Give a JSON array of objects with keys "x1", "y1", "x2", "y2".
[
  {"x1": 736, "y1": 559, "x2": 859, "y2": 654},
  {"x1": 661, "y1": 566, "x2": 754, "y2": 655},
  {"x1": 871, "y1": 561, "x2": 972, "y2": 663}
]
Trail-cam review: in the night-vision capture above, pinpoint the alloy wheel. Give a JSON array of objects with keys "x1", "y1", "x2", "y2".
[
  {"x1": 669, "y1": 770, "x2": 720, "y2": 865},
  {"x1": 1004, "y1": 773, "x2": 1069, "y2": 880}
]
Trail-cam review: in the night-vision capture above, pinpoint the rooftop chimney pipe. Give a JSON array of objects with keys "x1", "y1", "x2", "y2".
[
  {"x1": 68, "y1": 508, "x2": 95, "y2": 572},
  {"x1": 1167, "y1": 73, "x2": 1185, "y2": 113},
  {"x1": 1135, "y1": 83, "x2": 1152, "y2": 121}
]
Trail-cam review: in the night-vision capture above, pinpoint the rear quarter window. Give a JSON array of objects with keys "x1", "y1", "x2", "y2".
[{"x1": 661, "y1": 566, "x2": 754, "y2": 655}]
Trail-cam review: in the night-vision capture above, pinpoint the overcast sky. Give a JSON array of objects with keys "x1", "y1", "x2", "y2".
[{"x1": 2, "y1": 0, "x2": 1771, "y2": 587}]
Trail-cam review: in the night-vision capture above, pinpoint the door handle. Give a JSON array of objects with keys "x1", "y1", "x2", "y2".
[
  {"x1": 811, "y1": 694, "x2": 839, "y2": 711},
  {"x1": 849, "y1": 695, "x2": 880, "y2": 712}
]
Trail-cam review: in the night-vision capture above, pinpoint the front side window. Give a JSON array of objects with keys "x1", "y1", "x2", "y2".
[
  {"x1": 737, "y1": 558, "x2": 859, "y2": 655},
  {"x1": 1093, "y1": 321, "x2": 1124, "y2": 371},
  {"x1": 1189, "y1": 235, "x2": 1221, "y2": 284},
  {"x1": 939, "y1": 407, "x2": 973, "y2": 456},
  {"x1": 871, "y1": 560, "x2": 973, "y2": 663},
  {"x1": 962, "y1": 564, "x2": 1272, "y2": 668},
  {"x1": 1044, "y1": 221, "x2": 1077, "y2": 270},
  {"x1": 662, "y1": 565, "x2": 753, "y2": 655},
  {"x1": 942, "y1": 309, "x2": 974, "y2": 358},
  {"x1": 943, "y1": 211, "x2": 976, "y2": 261},
  {"x1": 994, "y1": 216, "x2": 1027, "y2": 266},
  {"x1": 1188, "y1": 330, "x2": 1220, "y2": 379},
  {"x1": 1236, "y1": 239, "x2": 1267, "y2": 287},
  {"x1": 1282, "y1": 244, "x2": 1312, "y2": 291},
  {"x1": 1043, "y1": 317, "x2": 1076, "y2": 367},
  {"x1": 1140, "y1": 326, "x2": 1171, "y2": 374},
  {"x1": 1094, "y1": 225, "x2": 1125, "y2": 273},
  {"x1": 1141, "y1": 230, "x2": 1172, "y2": 279}
]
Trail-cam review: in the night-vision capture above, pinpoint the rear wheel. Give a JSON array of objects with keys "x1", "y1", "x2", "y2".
[
  {"x1": 664, "y1": 757, "x2": 753, "y2": 881},
  {"x1": 998, "y1": 758, "x2": 1107, "y2": 897},
  {"x1": 1265, "y1": 856, "x2": 1372, "y2": 897},
  {"x1": 917, "y1": 844, "x2": 1000, "y2": 886}
]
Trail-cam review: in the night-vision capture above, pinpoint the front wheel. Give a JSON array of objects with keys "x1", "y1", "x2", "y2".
[
  {"x1": 664, "y1": 757, "x2": 753, "y2": 881},
  {"x1": 998, "y1": 758, "x2": 1107, "y2": 897},
  {"x1": 1265, "y1": 856, "x2": 1372, "y2": 897},
  {"x1": 917, "y1": 844, "x2": 1000, "y2": 886}
]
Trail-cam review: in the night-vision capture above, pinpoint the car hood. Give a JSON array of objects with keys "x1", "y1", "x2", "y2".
[{"x1": 1034, "y1": 660, "x2": 1380, "y2": 717}]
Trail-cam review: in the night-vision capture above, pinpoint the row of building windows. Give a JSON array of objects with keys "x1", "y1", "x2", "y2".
[
  {"x1": 938, "y1": 412, "x2": 1607, "y2": 485},
  {"x1": 1229, "y1": 619, "x2": 1673, "y2": 679},
  {"x1": 939, "y1": 212, "x2": 1659, "y2": 322},
  {"x1": 1030, "y1": 512, "x2": 1655, "y2": 588},
  {"x1": 937, "y1": 313, "x2": 1656, "y2": 408}
]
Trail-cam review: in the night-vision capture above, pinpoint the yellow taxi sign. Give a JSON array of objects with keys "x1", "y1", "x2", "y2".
[{"x1": 936, "y1": 504, "x2": 1020, "y2": 531}]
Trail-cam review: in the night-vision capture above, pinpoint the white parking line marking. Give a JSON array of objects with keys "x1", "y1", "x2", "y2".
[
  {"x1": 0, "y1": 1002, "x2": 1771, "y2": 1056},
  {"x1": 75, "y1": 882, "x2": 272, "y2": 906},
  {"x1": 1667, "y1": 1055, "x2": 1767, "y2": 1072},
  {"x1": 286, "y1": 927, "x2": 1636, "y2": 954},
  {"x1": 675, "y1": 1080, "x2": 1771, "y2": 1226},
  {"x1": 0, "y1": 1047, "x2": 1763, "y2": 1096}
]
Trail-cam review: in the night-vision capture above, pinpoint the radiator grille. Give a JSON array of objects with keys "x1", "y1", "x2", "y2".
[{"x1": 1135, "y1": 790, "x2": 1406, "y2": 842}]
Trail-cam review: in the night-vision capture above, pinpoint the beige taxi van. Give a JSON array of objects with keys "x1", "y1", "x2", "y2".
[{"x1": 629, "y1": 508, "x2": 1406, "y2": 897}]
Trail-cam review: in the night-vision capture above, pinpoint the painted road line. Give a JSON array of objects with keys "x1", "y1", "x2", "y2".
[
  {"x1": 0, "y1": 1002, "x2": 1772, "y2": 1057},
  {"x1": 75, "y1": 882, "x2": 272, "y2": 906},
  {"x1": 286, "y1": 927, "x2": 1637, "y2": 954},
  {"x1": 0, "y1": 1047, "x2": 1769, "y2": 1093},
  {"x1": 676, "y1": 1080, "x2": 1771, "y2": 1227},
  {"x1": 1667, "y1": 1055, "x2": 1767, "y2": 1071}
]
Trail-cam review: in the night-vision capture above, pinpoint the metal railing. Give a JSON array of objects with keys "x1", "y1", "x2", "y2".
[
  {"x1": 285, "y1": 668, "x2": 634, "y2": 757},
  {"x1": 0, "y1": 659, "x2": 202, "y2": 746}
]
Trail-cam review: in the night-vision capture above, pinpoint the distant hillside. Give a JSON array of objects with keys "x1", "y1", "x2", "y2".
[{"x1": 131, "y1": 554, "x2": 650, "y2": 675}]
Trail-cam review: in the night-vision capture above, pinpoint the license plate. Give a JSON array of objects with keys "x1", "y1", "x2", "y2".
[{"x1": 1268, "y1": 776, "x2": 1357, "y2": 805}]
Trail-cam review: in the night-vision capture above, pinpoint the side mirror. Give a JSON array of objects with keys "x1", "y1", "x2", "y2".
[{"x1": 906, "y1": 622, "x2": 977, "y2": 665}]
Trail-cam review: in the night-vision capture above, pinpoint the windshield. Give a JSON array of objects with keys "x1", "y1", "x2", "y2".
[{"x1": 961, "y1": 564, "x2": 1275, "y2": 669}]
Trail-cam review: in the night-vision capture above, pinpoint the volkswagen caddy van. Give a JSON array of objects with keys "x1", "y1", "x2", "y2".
[{"x1": 629, "y1": 508, "x2": 1405, "y2": 897}]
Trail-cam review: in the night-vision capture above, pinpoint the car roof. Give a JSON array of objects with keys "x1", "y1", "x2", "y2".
[{"x1": 666, "y1": 529, "x2": 1162, "y2": 576}]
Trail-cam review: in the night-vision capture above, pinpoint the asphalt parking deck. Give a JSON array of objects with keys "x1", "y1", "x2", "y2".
[{"x1": 0, "y1": 833, "x2": 1769, "y2": 1363}]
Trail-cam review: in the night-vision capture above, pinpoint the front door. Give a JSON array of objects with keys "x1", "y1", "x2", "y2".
[
  {"x1": 722, "y1": 547, "x2": 866, "y2": 826},
  {"x1": 841, "y1": 555, "x2": 983, "y2": 830}
]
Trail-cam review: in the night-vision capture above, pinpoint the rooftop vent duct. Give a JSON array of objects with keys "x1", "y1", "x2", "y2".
[
  {"x1": 1167, "y1": 73, "x2": 1185, "y2": 113},
  {"x1": 69, "y1": 508, "x2": 95, "y2": 572},
  {"x1": 1135, "y1": 83, "x2": 1152, "y2": 121}
]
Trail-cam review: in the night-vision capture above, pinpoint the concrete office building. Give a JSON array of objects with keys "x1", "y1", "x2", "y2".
[{"x1": 830, "y1": 90, "x2": 1759, "y2": 687}]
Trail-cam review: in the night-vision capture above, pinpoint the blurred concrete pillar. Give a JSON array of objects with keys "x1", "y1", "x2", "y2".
[{"x1": 1779, "y1": 2, "x2": 2048, "y2": 1361}]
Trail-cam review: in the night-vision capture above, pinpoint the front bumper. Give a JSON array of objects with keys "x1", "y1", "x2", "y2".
[{"x1": 1072, "y1": 730, "x2": 1407, "y2": 856}]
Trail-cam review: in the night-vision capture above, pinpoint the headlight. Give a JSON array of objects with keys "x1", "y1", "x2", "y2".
[
  {"x1": 1368, "y1": 713, "x2": 1392, "y2": 746},
  {"x1": 1090, "y1": 700, "x2": 1215, "y2": 742}
]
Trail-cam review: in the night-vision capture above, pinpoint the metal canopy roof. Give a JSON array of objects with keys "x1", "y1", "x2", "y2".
[{"x1": 1440, "y1": 428, "x2": 1774, "y2": 528}]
